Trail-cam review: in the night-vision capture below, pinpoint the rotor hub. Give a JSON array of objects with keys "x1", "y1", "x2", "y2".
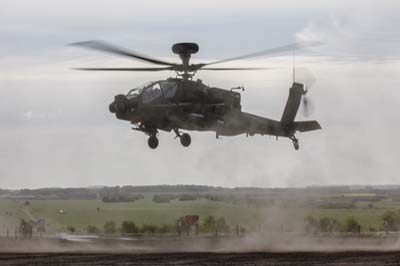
[{"x1": 171, "y1": 43, "x2": 200, "y2": 79}]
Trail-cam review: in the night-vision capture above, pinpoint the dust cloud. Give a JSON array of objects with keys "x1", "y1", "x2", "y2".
[{"x1": 1, "y1": 234, "x2": 400, "y2": 254}]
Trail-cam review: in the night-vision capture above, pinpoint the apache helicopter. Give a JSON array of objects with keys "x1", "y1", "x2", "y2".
[{"x1": 71, "y1": 41, "x2": 321, "y2": 150}]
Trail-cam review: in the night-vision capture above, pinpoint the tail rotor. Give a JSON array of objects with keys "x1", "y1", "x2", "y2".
[{"x1": 297, "y1": 68, "x2": 316, "y2": 117}]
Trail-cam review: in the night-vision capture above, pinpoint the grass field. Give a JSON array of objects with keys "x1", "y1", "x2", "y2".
[{"x1": 1, "y1": 194, "x2": 399, "y2": 234}]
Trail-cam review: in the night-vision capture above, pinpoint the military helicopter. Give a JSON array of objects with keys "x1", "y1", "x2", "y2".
[{"x1": 71, "y1": 41, "x2": 321, "y2": 150}]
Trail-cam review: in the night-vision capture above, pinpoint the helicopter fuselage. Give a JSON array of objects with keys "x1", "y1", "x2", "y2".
[
  {"x1": 110, "y1": 78, "x2": 262, "y2": 136},
  {"x1": 108, "y1": 78, "x2": 321, "y2": 149}
]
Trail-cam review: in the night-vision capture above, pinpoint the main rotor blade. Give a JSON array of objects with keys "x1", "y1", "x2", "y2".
[
  {"x1": 200, "y1": 67, "x2": 271, "y2": 71},
  {"x1": 70, "y1": 40, "x2": 175, "y2": 66},
  {"x1": 73, "y1": 67, "x2": 174, "y2": 71},
  {"x1": 202, "y1": 41, "x2": 322, "y2": 66}
]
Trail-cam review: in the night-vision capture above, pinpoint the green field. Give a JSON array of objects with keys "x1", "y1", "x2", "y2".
[{"x1": 1, "y1": 194, "x2": 398, "y2": 234}]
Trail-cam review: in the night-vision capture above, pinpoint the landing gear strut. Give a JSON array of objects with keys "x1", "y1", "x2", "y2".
[
  {"x1": 174, "y1": 129, "x2": 191, "y2": 147},
  {"x1": 291, "y1": 136, "x2": 299, "y2": 150},
  {"x1": 131, "y1": 125, "x2": 159, "y2": 149}
]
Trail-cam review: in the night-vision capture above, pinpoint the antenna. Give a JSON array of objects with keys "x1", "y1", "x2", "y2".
[{"x1": 292, "y1": 48, "x2": 296, "y2": 83}]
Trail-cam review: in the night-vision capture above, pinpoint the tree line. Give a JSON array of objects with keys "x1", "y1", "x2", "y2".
[
  {"x1": 305, "y1": 210, "x2": 400, "y2": 233},
  {"x1": 66, "y1": 215, "x2": 235, "y2": 236}
]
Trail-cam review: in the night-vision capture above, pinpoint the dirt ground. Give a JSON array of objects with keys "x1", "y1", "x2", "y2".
[
  {"x1": 1, "y1": 235, "x2": 400, "y2": 265},
  {"x1": 1, "y1": 251, "x2": 400, "y2": 266}
]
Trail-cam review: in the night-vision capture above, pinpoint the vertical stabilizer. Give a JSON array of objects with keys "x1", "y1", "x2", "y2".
[{"x1": 280, "y1": 82, "x2": 304, "y2": 127}]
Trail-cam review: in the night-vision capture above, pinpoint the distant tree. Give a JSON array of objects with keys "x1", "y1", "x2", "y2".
[
  {"x1": 216, "y1": 217, "x2": 230, "y2": 235},
  {"x1": 87, "y1": 225, "x2": 100, "y2": 234},
  {"x1": 19, "y1": 219, "x2": 33, "y2": 238},
  {"x1": 382, "y1": 210, "x2": 400, "y2": 231},
  {"x1": 67, "y1": 225, "x2": 76, "y2": 233},
  {"x1": 104, "y1": 221, "x2": 116, "y2": 234},
  {"x1": 343, "y1": 217, "x2": 361, "y2": 233},
  {"x1": 120, "y1": 221, "x2": 139, "y2": 234},
  {"x1": 319, "y1": 217, "x2": 340, "y2": 232},
  {"x1": 202, "y1": 215, "x2": 216, "y2": 232}
]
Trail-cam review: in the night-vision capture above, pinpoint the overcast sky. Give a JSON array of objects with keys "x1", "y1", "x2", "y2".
[{"x1": 0, "y1": 0, "x2": 399, "y2": 189}]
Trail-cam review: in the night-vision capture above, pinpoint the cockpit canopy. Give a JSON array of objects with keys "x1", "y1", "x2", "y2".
[
  {"x1": 127, "y1": 80, "x2": 178, "y2": 103},
  {"x1": 127, "y1": 81, "x2": 152, "y2": 97}
]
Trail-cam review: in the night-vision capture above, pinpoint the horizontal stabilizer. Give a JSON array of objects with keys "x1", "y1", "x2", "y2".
[{"x1": 294, "y1": 120, "x2": 321, "y2": 132}]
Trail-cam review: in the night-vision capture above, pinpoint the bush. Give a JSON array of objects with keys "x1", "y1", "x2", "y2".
[
  {"x1": 87, "y1": 225, "x2": 100, "y2": 234},
  {"x1": 179, "y1": 194, "x2": 197, "y2": 201},
  {"x1": 67, "y1": 225, "x2": 76, "y2": 233},
  {"x1": 158, "y1": 224, "x2": 175, "y2": 233},
  {"x1": 102, "y1": 194, "x2": 144, "y2": 203},
  {"x1": 140, "y1": 224, "x2": 158, "y2": 234},
  {"x1": 202, "y1": 215, "x2": 216, "y2": 232},
  {"x1": 104, "y1": 221, "x2": 116, "y2": 234},
  {"x1": 343, "y1": 217, "x2": 361, "y2": 233},
  {"x1": 305, "y1": 216, "x2": 340, "y2": 233},
  {"x1": 319, "y1": 217, "x2": 340, "y2": 232},
  {"x1": 120, "y1": 221, "x2": 139, "y2": 234},
  {"x1": 369, "y1": 226, "x2": 377, "y2": 232},
  {"x1": 201, "y1": 216, "x2": 229, "y2": 235},
  {"x1": 152, "y1": 194, "x2": 175, "y2": 203}
]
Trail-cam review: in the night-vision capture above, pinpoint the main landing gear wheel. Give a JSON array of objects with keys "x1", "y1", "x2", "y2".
[
  {"x1": 148, "y1": 135, "x2": 159, "y2": 149},
  {"x1": 180, "y1": 133, "x2": 191, "y2": 147}
]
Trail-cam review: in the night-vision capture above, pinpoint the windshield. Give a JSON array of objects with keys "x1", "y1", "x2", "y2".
[
  {"x1": 127, "y1": 81, "x2": 153, "y2": 97},
  {"x1": 142, "y1": 82, "x2": 163, "y2": 103},
  {"x1": 160, "y1": 81, "x2": 177, "y2": 98}
]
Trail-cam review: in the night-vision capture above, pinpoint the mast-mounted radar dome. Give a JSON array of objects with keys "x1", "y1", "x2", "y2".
[{"x1": 172, "y1": 43, "x2": 199, "y2": 56}]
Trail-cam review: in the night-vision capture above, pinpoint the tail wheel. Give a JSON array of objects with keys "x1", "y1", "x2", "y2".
[
  {"x1": 292, "y1": 138, "x2": 299, "y2": 150},
  {"x1": 148, "y1": 135, "x2": 159, "y2": 149},
  {"x1": 290, "y1": 135, "x2": 299, "y2": 150},
  {"x1": 293, "y1": 141, "x2": 299, "y2": 150},
  {"x1": 180, "y1": 133, "x2": 191, "y2": 147}
]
